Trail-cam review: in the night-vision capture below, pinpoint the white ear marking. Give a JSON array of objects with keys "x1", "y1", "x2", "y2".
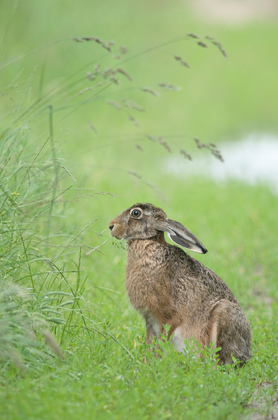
[
  {"x1": 165, "y1": 220, "x2": 207, "y2": 254},
  {"x1": 167, "y1": 232, "x2": 173, "y2": 241}
]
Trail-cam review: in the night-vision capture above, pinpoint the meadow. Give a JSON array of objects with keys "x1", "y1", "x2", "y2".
[{"x1": 0, "y1": 1, "x2": 278, "y2": 419}]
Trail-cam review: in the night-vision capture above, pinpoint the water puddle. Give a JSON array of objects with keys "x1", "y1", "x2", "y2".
[{"x1": 166, "y1": 134, "x2": 278, "y2": 195}]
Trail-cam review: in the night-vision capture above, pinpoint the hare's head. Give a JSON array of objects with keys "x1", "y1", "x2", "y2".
[{"x1": 109, "y1": 203, "x2": 207, "y2": 254}]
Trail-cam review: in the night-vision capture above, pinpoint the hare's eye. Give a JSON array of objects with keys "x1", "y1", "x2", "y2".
[{"x1": 131, "y1": 208, "x2": 142, "y2": 218}]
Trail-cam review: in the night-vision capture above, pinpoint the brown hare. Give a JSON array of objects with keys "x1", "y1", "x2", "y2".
[{"x1": 109, "y1": 203, "x2": 251, "y2": 364}]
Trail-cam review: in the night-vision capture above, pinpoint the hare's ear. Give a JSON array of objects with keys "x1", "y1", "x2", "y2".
[{"x1": 165, "y1": 219, "x2": 208, "y2": 254}]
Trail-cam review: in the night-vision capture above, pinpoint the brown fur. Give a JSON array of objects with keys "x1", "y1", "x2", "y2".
[{"x1": 109, "y1": 203, "x2": 251, "y2": 364}]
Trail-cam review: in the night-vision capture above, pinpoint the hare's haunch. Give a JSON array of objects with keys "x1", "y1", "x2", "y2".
[{"x1": 109, "y1": 203, "x2": 251, "y2": 364}]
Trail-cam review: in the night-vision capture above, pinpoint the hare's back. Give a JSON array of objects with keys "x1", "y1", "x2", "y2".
[{"x1": 169, "y1": 244, "x2": 238, "y2": 305}]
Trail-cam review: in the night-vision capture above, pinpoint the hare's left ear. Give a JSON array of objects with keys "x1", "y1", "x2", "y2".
[{"x1": 165, "y1": 219, "x2": 208, "y2": 254}]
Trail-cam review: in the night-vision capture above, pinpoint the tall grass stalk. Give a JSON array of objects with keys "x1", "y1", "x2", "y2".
[{"x1": 0, "y1": 33, "x2": 226, "y2": 371}]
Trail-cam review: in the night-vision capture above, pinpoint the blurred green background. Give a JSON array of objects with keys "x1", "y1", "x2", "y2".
[
  {"x1": 1, "y1": 0, "x2": 278, "y2": 295},
  {"x1": 1, "y1": 0, "x2": 278, "y2": 185},
  {"x1": 1, "y1": 0, "x2": 278, "y2": 309},
  {"x1": 2, "y1": 0, "x2": 278, "y2": 230},
  {"x1": 1, "y1": 1, "x2": 278, "y2": 418}
]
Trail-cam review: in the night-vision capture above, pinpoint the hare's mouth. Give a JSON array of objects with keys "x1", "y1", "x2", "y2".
[
  {"x1": 109, "y1": 223, "x2": 125, "y2": 240},
  {"x1": 111, "y1": 232, "x2": 122, "y2": 240}
]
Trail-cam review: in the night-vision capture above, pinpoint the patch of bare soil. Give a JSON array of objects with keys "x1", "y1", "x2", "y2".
[
  {"x1": 190, "y1": 0, "x2": 278, "y2": 24},
  {"x1": 248, "y1": 383, "x2": 278, "y2": 419}
]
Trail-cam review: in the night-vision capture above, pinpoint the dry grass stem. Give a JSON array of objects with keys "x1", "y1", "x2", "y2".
[
  {"x1": 145, "y1": 134, "x2": 156, "y2": 142},
  {"x1": 128, "y1": 170, "x2": 165, "y2": 201},
  {"x1": 159, "y1": 83, "x2": 181, "y2": 91},
  {"x1": 119, "y1": 45, "x2": 129, "y2": 55},
  {"x1": 110, "y1": 77, "x2": 119, "y2": 85},
  {"x1": 102, "y1": 68, "x2": 116, "y2": 79},
  {"x1": 194, "y1": 138, "x2": 224, "y2": 162},
  {"x1": 86, "y1": 72, "x2": 96, "y2": 81},
  {"x1": 174, "y1": 56, "x2": 190, "y2": 68},
  {"x1": 197, "y1": 41, "x2": 208, "y2": 48},
  {"x1": 186, "y1": 33, "x2": 200, "y2": 39},
  {"x1": 128, "y1": 115, "x2": 140, "y2": 127},
  {"x1": 67, "y1": 87, "x2": 93, "y2": 102},
  {"x1": 73, "y1": 36, "x2": 114, "y2": 53},
  {"x1": 180, "y1": 149, "x2": 192, "y2": 160},
  {"x1": 142, "y1": 87, "x2": 160, "y2": 96},
  {"x1": 107, "y1": 100, "x2": 122, "y2": 110},
  {"x1": 158, "y1": 137, "x2": 172, "y2": 153},
  {"x1": 123, "y1": 100, "x2": 145, "y2": 112},
  {"x1": 88, "y1": 121, "x2": 97, "y2": 134},
  {"x1": 135, "y1": 144, "x2": 143, "y2": 152},
  {"x1": 42, "y1": 330, "x2": 65, "y2": 360},
  {"x1": 205, "y1": 36, "x2": 228, "y2": 57},
  {"x1": 117, "y1": 68, "x2": 133, "y2": 82}
]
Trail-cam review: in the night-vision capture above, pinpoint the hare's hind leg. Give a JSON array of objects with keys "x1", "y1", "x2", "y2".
[
  {"x1": 170, "y1": 326, "x2": 188, "y2": 354},
  {"x1": 208, "y1": 300, "x2": 251, "y2": 365},
  {"x1": 144, "y1": 313, "x2": 161, "y2": 345}
]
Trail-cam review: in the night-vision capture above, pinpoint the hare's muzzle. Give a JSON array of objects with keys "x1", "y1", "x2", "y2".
[
  {"x1": 109, "y1": 218, "x2": 125, "y2": 239},
  {"x1": 109, "y1": 220, "x2": 119, "y2": 238}
]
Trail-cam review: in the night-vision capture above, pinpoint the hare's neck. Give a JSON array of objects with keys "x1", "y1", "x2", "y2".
[{"x1": 127, "y1": 234, "x2": 166, "y2": 259}]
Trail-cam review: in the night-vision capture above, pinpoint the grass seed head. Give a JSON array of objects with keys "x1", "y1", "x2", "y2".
[
  {"x1": 142, "y1": 87, "x2": 159, "y2": 96},
  {"x1": 197, "y1": 42, "x2": 208, "y2": 48}
]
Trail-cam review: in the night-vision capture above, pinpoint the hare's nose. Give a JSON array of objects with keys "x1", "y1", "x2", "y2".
[{"x1": 109, "y1": 223, "x2": 114, "y2": 231}]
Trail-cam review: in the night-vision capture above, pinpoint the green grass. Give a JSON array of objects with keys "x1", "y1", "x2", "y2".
[{"x1": 1, "y1": 1, "x2": 278, "y2": 419}]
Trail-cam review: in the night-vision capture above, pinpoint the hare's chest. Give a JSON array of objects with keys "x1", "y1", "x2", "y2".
[{"x1": 125, "y1": 268, "x2": 172, "y2": 317}]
